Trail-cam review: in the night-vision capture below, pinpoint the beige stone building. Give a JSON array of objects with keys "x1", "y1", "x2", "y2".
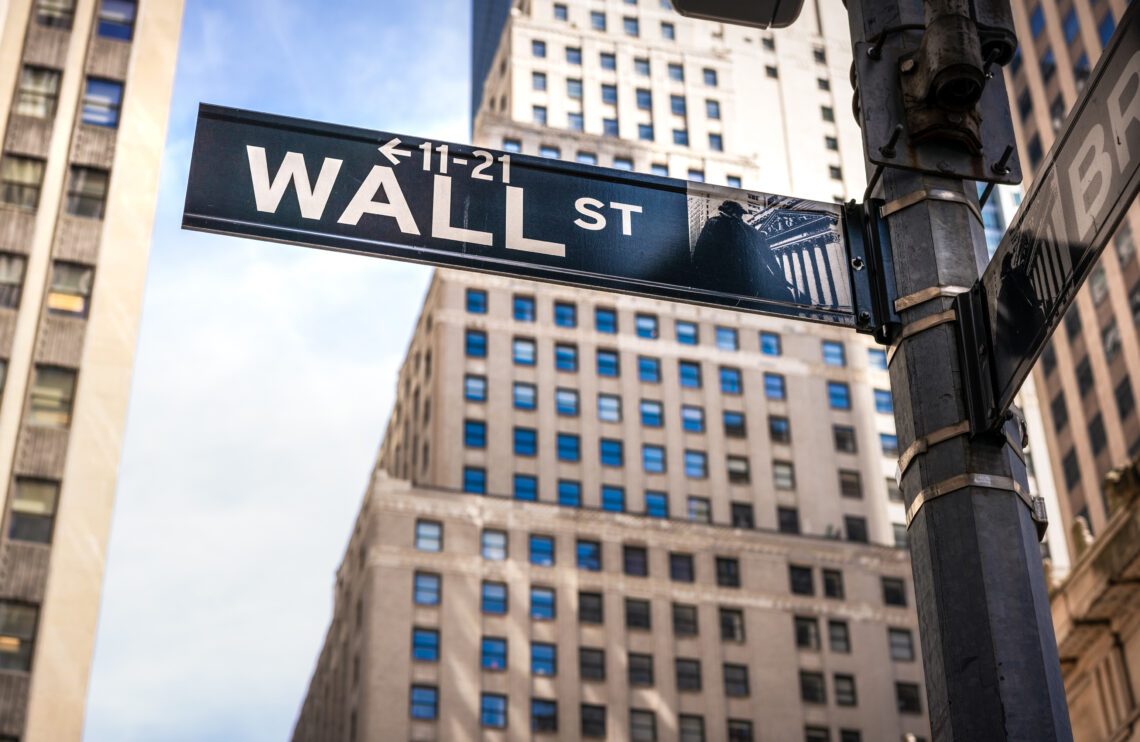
[
  {"x1": 0, "y1": 0, "x2": 182, "y2": 738},
  {"x1": 1005, "y1": 0, "x2": 1140, "y2": 555}
]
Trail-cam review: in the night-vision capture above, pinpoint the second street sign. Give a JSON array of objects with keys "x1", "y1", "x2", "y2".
[{"x1": 183, "y1": 105, "x2": 888, "y2": 330}]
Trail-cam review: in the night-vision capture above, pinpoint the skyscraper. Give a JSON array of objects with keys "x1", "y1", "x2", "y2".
[
  {"x1": 1004, "y1": 0, "x2": 1136, "y2": 553},
  {"x1": 0, "y1": 1, "x2": 183, "y2": 738}
]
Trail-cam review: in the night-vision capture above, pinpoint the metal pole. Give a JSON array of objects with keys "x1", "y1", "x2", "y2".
[{"x1": 845, "y1": 1, "x2": 1073, "y2": 739}]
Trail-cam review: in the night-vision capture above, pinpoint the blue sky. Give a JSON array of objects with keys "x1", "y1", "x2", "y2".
[{"x1": 82, "y1": 1, "x2": 468, "y2": 739}]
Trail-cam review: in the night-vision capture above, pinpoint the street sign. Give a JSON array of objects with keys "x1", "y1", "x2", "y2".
[
  {"x1": 959, "y1": 0, "x2": 1140, "y2": 432},
  {"x1": 671, "y1": 0, "x2": 805, "y2": 29},
  {"x1": 183, "y1": 105, "x2": 886, "y2": 330}
]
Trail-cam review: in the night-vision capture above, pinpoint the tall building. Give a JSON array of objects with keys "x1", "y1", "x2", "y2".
[
  {"x1": 1006, "y1": 0, "x2": 1137, "y2": 553},
  {"x1": 0, "y1": 1, "x2": 183, "y2": 738},
  {"x1": 292, "y1": 1, "x2": 1066, "y2": 739}
]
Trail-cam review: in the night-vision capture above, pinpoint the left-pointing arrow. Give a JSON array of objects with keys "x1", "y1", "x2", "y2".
[{"x1": 378, "y1": 138, "x2": 412, "y2": 165}]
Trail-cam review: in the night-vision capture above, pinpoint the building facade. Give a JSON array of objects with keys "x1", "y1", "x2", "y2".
[
  {"x1": 1006, "y1": 0, "x2": 1139, "y2": 554},
  {"x1": 0, "y1": 0, "x2": 182, "y2": 738}
]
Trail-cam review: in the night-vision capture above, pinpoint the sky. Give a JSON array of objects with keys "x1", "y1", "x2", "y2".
[{"x1": 82, "y1": 1, "x2": 469, "y2": 739}]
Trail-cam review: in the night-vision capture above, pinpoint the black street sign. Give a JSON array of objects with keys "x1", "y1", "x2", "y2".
[
  {"x1": 183, "y1": 105, "x2": 884, "y2": 329},
  {"x1": 961, "y1": 0, "x2": 1140, "y2": 431}
]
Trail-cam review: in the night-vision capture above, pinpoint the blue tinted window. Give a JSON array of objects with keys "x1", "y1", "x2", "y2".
[
  {"x1": 636, "y1": 314, "x2": 658, "y2": 338},
  {"x1": 555, "y1": 344, "x2": 578, "y2": 371},
  {"x1": 533, "y1": 40, "x2": 547, "y2": 57},
  {"x1": 464, "y1": 419, "x2": 486, "y2": 448},
  {"x1": 661, "y1": 21, "x2": 675, "y2": 39},
  {"x1": 466, "y1": 330, "x2": 487, "y2": 357},
  {"x1": 1063, "y1": 8, "x2": 1080, "y2": 42},
  {"x1": 465, "y1": 375, "x2": 487, "y2": 401},
  {"x1": 481, "y1": 693, "x2": 507, "y2": 727},
  {"x1": 514, "y1": 427, "x2": 537, "y2": 456},
  {"x1": 760, "y1": 332, "x2": 781, "y2": 355},
  {"x1": 684, "y1": 450, "x2": 708, "y2": 478},
  {"x1": 638, "y1": 123, "x2": 654, "y2": 141},
  {"x1": 81, "y1": 78, "x2": 123, "y2": 127},
  {"x1": 720, "y1": 367, "x2": 742, "y2": 394},
  {"x1": 601, "y1": 52, "x2": 616, "y2": 70},
  {"x1": 555, "y1": 388, "x2": 579, "y2": 416},
  {"x1": 530, "y1": 536, "x2": 555, "y2": 566},
  {"x1": 602, "y1": 84, "x2": 618, "y2": 104},
  {"x1": 413, "y1": 572, "x2": 440, "y2": 605},
  {"x1": 482, "y1": 638, "x2": 507, "y2": 670},
  {"x1": 600, "y1": 439, "x2": 623, "y2": 466},
  {"x1": 724, "y1": 410, "x2": 745, "y2": 436},
  {"x1": 502, "y1": 139, "x2": 521, "y2": 152},
  {"x1": 598, "y1": 394, "x2": 621, "y2": 422},
  {"x1": 703, "y1": 68, "x2": 717, "y2": 86},
  {"x1": 577, "y1": 540, "x2": 602, "y2": 570},
  {"x1": 828, "y1": 382, "x2": 851, "y2": 409},
  {"x1": 822, "y1": 341, "x2": 845, "y2": 366},
  {"x1": 640, "y1": 400, "x2": 663, "y2": 426},
  {"x1": 624, "y1": 16, "x2": 639, "y2": 35},
  {"x1": 645, "y1": 491, "x2": 668, "y2": 518},
  {"x1": 637, "y1": 88, "x2": 652, "y2": 109},
  {"x1": 531, "y1": 587, "x2": 556, "y2": 618},
  {"x1": 568, "y1": 112, "x2": 584, "y2": 131},
  {"x1": 636, "y1": 58, "x2": 651, "y2": 76},
  {"x1": 576, "y1": 150, "x2": 595, "y2": 164},
  {"x1": 681, "y1": 406, "x2": 704, "y2": 432},
  {"x1": 604, "y1": 118, "x2": 619, "y2": 136},
  {"x1": 707, "y1": 100, "x2": 721, "y2": 119},
  {"x1": 532, "y1": 643, "x2": 556, "y2": 675},
  {"x1": 677, "y1": 321, "x2": 698, "y2": 344},
  {"x1": 514, "y1": 295, "x2": 535, "y2": 321},
  {"x1": 727, "y1": 175, "x2": 741, "y2": 188},
  {"x1": 868, "y1": 348, "x2": 887, "y2": 370},
  {"x1": 602, "y1": 485, "x2": 625, "y2": 511},
  {"x1": 482, "y1": 581, "x2": 507, "y2": 614},
  {"x1": 96, "y1": 0, "x2": 136, "y2": 40},
  {"x1": 642, "y1": 445, "x2": 665, "y2": 473},
  {"x1": 638, "y1": 356, "x2": 661, "y2": 382},
  {"x1": 679, "y1": 361, "x2": 701, "y2": 388},
  {"x1": 413, "y1": 628, "x2": 439, "y2": 661},
  {"x1": 716, "y1": 327, "x2": 738, "y2": 350},
  {"x1": 881, "y1": 433, "x2": 899, "y2": 456},
  {"x1": 1099, "y1": 13, "x2": 1115, "y2": 47},
  {"x1": 554, "y1": 302, "x2": 576, "y2": 327},
  {"x1": 557, "y1": 434, "x2": 580, "y2": 462},
  {"x1": 1040, "y1": 47, "x2": 1056, "y2": 83},
  {"x1": 595, "y1": 307, "x2": 616, "y2": 332},
  {"x1": 567, "y1": 47, "x2": 582, "y2": 64},
  {"x1": 670, "y1": 95, "x2": 686, "y2": 115},
  {"x1": 466, "y1": 289, "x2": 487, "y2": 313},
  {"x1": 597, "y1": 350, "x2": 620, "y2": 376},
  {"x1": 764, "y1": 373, "x2": 785, "y2": 399},
  {"x1": 557, "y1": 479, "x2": 581, "y2": 506},
  {"x1": 874, "y1": 389, "x2": 894, "y2": 414},
  {"x1": 669, "y1": 63, "x2": 684, "y2": 81},
  {"x1": 514, "y1": 382, "x2": 536, "y2": 410},
  {"x1": 513, "y1": 337, "x2": 536, "y2": 365},
  {"x1": 515, "y1": 474, "x2": 538, "y2": 501},
  {"x1": 533, "y1": 106, "x2": 547, "y2": 125},
  {"x1": 410, "y1": 685, "x2": 438, "y2": 719},
  {"x1": 532, "y1": 699, "x2": 558, "y2": 731},
  {"x1": 1030, "y1": 4, "x2": 1045, "y2": 37},
  {"x1": 591, "y1": 10, "x2": 606, "y2": 29},
  {"x1": 464, "y1": 467, "x2": 486, "y2": 494},
  {"x1": 673, "y1": 129, "x2": 689, "y2": 146}
]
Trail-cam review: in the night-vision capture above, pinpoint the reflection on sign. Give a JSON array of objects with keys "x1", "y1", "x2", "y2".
[{"x1": 183, "y1": 105, "x2": 858, "y2": 327}]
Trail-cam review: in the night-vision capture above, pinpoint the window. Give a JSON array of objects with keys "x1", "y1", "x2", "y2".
[
  {"x1": 834, "y1": 426, "x2": 857, "y2": 453},
  {"x1": 602, "y1": 84, "x2": 618, "y2": 104},
  {"x1": 568, "y1": 112, "x2": 584, "y2": 131},
  {"x1": 821, "y1": 105, "x2": 835, "y2": 122},
  {"x1": 883, "y1": 577, "x2": 907, "y2": 606},
  {"x1": 598, "y1": 394, "x2": 621, "y2": 422},
  {"x1": 699, "y1": 67, "x2": 718, "y2": 86},
  {"x1": 33, "y1": 367, "x2": 81, "y2": 427},
  {"x1": 806, "y1": 728, "x2": 830, "y2": 742},
  {"x1": 555, "y1": 388, "x2": 578, "y2": 416},
  {"x1": 800, "y1": 671, "x2": 826, "y2": 703},
  {"x1": 872, "y1": 388, "x2": 894, "y2": 414},
  {"x1": 575, "y1": 150, "x2": 594, "y2": 165},
  {"x1": 723, "y1": 411, "x2": 746, "y2": 438},
  {"x1": 845, "y1": 515, "x2": 868, "y2": 543},
  {"x1": 764, "y1": 373, "x2": 786, "y2": 399},
  {"x1": 552, "y1": 436, "x2": 578, "y2": 473},
  {"x1": 645, "y1": 491, "x2": 668, "y2": 518},
  {"x1": 96, "y1": 0, "x2": 136, "y2": 40},
  {"x1": 1104, "y1": 320, "x2": 1122, "y2": 363},
  {"x1": 623, "y1": 545, "x2": 648, "y2": 576},
  {"x1": 827, "y1": 381, "x2": 851, "y2": 409},
  {"x1": 795, "y1": 616, "x2": 820, "y2": 649},
  {"x1": 829, "y1": 165, "x2": 844, "y2": 180},
  {"x1": 889, "y1": 627, "x2": 915, "y2": 660},
  {"x1": 684, "y1": 451, "x2": 708, "y2": 478},
  {"x1": 822, "y1": 341, "x2": 846, "y2": 366},
  {"x1": 635, "y1": 58, "x2": 651, "y2": 76},
  {"x1": 839, "y1": 470, "x2": 862, "y2": 498},
  {"x1": 829, "y1": 619, "x2": 851, "y2": 652},
  {"x1": 591, "y1": 10, "x2": 606, "y2": 29},
  {"x1": 773, "y1": 460, "x2": 795, "y2": 489},
  {"x1": 673, "y1": 129, "x2": 689, "y2": 146},
  {"x1": 36, "y1": 0, "x2": 75, "y2": 28},
  {"x1": 465, "y1": 374, "x2": 486, "y2": 401},
  {"x1": 554, "y1": 2, "x2": 568, "y2": 19},
  {"x1": 9, "y1": 479, "x2": 59, "y2": 544},
  {"x1": 727, "y1": 456, "x2": 750, "y2": 484},
  {"x1": 642, "y1": 445, "x2": 665, "y2": 473},
  {"x1": 679, "y1": 716, "x2": 705, "y2": 742},
  {"x1": 1, "y1": 155, "x2": 46, "y2": 209},
  {"x1": 623, "y1": 16, "x2": 639, "y2": 35},
  {"x1": 567, "y1": 46, "x2": 582, "y2": 64},
  {"x1": 412, "y1": 627, "x2": 439, "y2": 662},
  {"x1": 724, "y1": 664, "x2": 749, "y2": 696},
  {"x1": 640, "y1": 400, "x2": 663, "y2": 426},
  {"x1": 681, "y1": 405, "x2": 704, "y2": 432},
  {"x1": 635, "y1": 123, "x2": 654, "y2": 141},
  {"x1": 1063, "y1": 449, "x2": 1081, "y2": 489},
  {"x1": 81, "y1": 78, "x2": 124, "y2": 129},
  {"x1": 719, "y1": 607, "x2": 745, "y2": 641},
  {"x1": 629, "y1": 652, "x2": 654, "y2": 685},
  {"x1": 597, "y1": 349, "x2": 620, "y2": 376},
  {"x1": 1090, "y1": 414, "x2": 1108, "y2": 455},
  {"x1": 716, "y1": 557, "x2": 741, "y2": 587},
  {"x1": 464, "y1": 419, "x2": 486, "y2": 448},
  {"x1": 530, "y1": 536, "x2": 554, "y2": 567},
  {"x1": 670, "y1": 552, "x2": 695, "y2": 582},
  {"x1": 558, "y1": 478, "x2": 581, "y2": 505},
  {"x1": 66, "y1": 166, "x2": 109, "y2": 218},
  {"x1": 582, "y1": 704, "x2": 606, "y2": 737},
  {"x1": 579, "y1": 591, "x2": 603, "y2": 623},
  {"x1": 631, "y1": 710, "x2": 657, "y2": 742},
  {"x1": 580, "y1": 647, "x2": 606, "y2": 679},
  {"x1": 531, "y1": 587, "x2": 556, "y2": 620},
  {"x1": 825, "y1": 135, "x2": 839, "y2": 151},
  {"x1": 413, "y1": 572, "x2": 440, "y2": 605},
  {"x1": 679, "y1": 361, "x2": 702, "y2": 387},
  {"x1": 823, "y1": 569, "x2": 844, "y2": 598},
  {"x1": 881, "y1": 433, "x2": 899, "y2": 457},
  {"x1": 767, "y1": 418, "x2": 790, "y2": 446},
  {"x1": 565, "y1": 78, "x2": 584, "y2": 101},
  {"x1": 667, "y1": 62, "x2": 686, "y2": 82},
  {"x1": 726, "y1": 175, "x2": 741, "y2": 188},
  {"x1": 626, "y1": 598, "x2": 651, "y2": 629},
  {"x1": 16, "y1": 66, "x2": 61, "y2": 119},
  {"x1": 676, "y1": 658, "x2": 702, "y2": 690},
  {"x1": 731, "y1": 502, "x2": 754, "y2": 528},
  {"x1": 897, "y1": 682, "x2": 923, "y2": 713},
  {"x1": 638, "y1": 356, "x2": 661, "y2": 383},
  {"x1": 669, "y1": 94, "x2": 687, "y2": 116},
  {"x1": 1118, "y1": 377, "x2": 1136, "y2": 419},
  {"x1": 602, "y1": 485, "x2": 625, "y2": 512},
  {"x1": 673, "y1": 603, "x2": 698, "y2": 635},
  {"x1": 481, "y1": 693, "x2": 507, "y2": 727},
  {"x1": 514, "y1": 427, "x2": 537, "y2": 456},
  {"x1": 465, "y1": 329, "x2": 486, "y2": 357},
  {"x1": 410, "y1": 685, "x2": 438, "y2": 720},
  {"x1": 512, "y1": 382, "x2": 536, "y2": 411},
  {"x1": 600, "y1": 52, "x2": 616, "y2": 70},
  {"x1": 532, "y1": 642, "x2": 556, "y2": 675},
  {"x1": 549, "y1": 301, "x2": 576, "y2": 327},
  {"x1": 835, "y1": 673, "x2": 857, "y2": 706},
  {"x1": 502, "y1": 138, "x2": 521, "y2": 152},
  {"x1": 532, "y1": 71, "x2": 547, "y2": 91},
  {"x1": 533, "y1": 105, "x2": 547, "y2": 125},
  {"x1": 482, "y1": 530, "x2": 507, "y2": 560},
  {"x1": 778, "y1": 506, "x2": 800, "y2": 534},
  {"x1": 893, "y1": 523, "x2": 908, "y2": 547},
  {"x1": 632, "y1": 314, "x2": 659, "y2": 339},
  {"x1": 577, "y1": 540, "x2": 601, "y2": 570},
  {"x1": 555, "y1": 343, "x2": 578, "y2": 371},
  {"x1": 465, "y1": 288, "x2": 487, "y2": 313},
  {"x1": 790, "y1": 565, "x2": 814, "y2": 595},
  {"x1": 600, "y1": 439, "x2": 623, "y2": 466},
  {"x1": 868, "y1": 347, "x2": 888, "y2": 370},
  {"x1": 0, "y1": 254, "x2": 27, "y2": 309},
  {"x1": 687, "y1": 496, "x2": 711, "y2": 523},
  {"x1": 676, "y1": 321, "x2": 698, "y2": 344},
  {"x1": 604, "y1": 118, "x2": 620, "y2": 137},
  {"x1": 482, "y1": 581, "x2": 507, "y2": 614},
  {"x1": 728, "y1": 720, "x2": 753, "y2": 742}
]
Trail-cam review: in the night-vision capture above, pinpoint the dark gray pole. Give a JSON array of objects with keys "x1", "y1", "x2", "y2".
[{"x1": 845, "y1": 1, "x2": 1073, "y2": 739}]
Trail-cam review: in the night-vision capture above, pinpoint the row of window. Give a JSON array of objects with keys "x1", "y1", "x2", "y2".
[
  {"x1": 35, "y1": 0, "x2": 137, "y2": 41},
  {"x1": 1, "y1": 157, "x2": 111, "y2": 218},
  {"x1": 550, "y1": 1, "x2": 682, "y2": 41},
  {"x1": 531, "y1": 40, "x2": 718, "y2": 87},
  {"x1": 0, "y1": 254, "x2": 94, "y2": 317},
  {"x1": 16, "y1": 67, "x2": 124, "y2": 128}
]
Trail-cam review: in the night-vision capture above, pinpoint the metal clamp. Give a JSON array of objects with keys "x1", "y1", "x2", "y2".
[
  {"x1": 896, "y1": 420, "x2": 971, "y2": 479},
  {"x1": 886, "y1": 308, "x2": 957, "y2": 365},
  {"x1": 880, "y1": 188, "x2": 984, "y2": 226},
  {"x1": 894, "y1": 285, "x2": 971, "y2": 313},
  {"x1": 905, "y1": 473, "x2": 1033, "y2": 527}
]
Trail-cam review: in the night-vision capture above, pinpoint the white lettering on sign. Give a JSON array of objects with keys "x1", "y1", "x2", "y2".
[
  {"x1": 431, "y1": 175, "x2": 493, "y2": 245},
  {"x1": 609, "y1": 202, "x2": 643, "y2": 236},
  {"x1": 1109, "y1": 52, "x2": 1140, "y2": 171},
  {"x1": 337, "y1": 165, "x2": 420, "y2": 234},
  {"x1": 506, "y1": 186, "x2": 565, "y2": 256},
  {"x1": 1068, "y1": 124, "x2": 1111, "y2": 241},
  {"x1": 574, "y1": 198, "x2": 606, "y2": 230},
  {"x1": 247, "y1": 146, "x2": 341, "y2": 220}
]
